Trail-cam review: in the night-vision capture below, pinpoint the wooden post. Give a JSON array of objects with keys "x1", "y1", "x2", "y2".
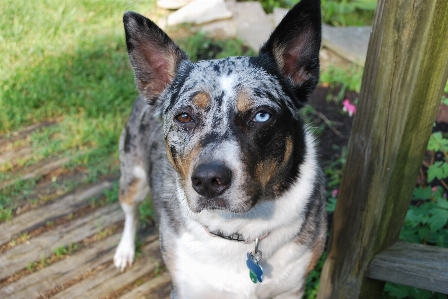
[{"x1": 317, "y1": 0, "x2": 448, "y2": 298}]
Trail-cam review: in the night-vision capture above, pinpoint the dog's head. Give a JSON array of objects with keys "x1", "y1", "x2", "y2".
[{"x1": 123, "y1": 0, "x2": 321, "y2": 214}]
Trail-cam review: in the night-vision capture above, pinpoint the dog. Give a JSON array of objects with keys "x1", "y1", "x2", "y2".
[{"x1": 113, "y1": 0, "x2": 326, "y2": 297}]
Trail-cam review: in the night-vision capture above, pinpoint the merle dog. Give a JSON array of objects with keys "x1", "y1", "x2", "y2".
[{"x1": 114, "y1": 0, "x2": 326, "y2": 297}]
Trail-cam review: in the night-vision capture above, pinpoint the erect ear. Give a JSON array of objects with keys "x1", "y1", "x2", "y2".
[
  {"x1": 259, "y1": 0, "x2": 321, "y2": 104},
  {"x1": 123, "y1": 12, "x2": 188, "y2": 104}
]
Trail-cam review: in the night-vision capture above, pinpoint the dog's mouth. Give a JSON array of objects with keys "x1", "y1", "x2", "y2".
[{"x1": 196, "y1": 197, "x2": 228, "y2": 211}]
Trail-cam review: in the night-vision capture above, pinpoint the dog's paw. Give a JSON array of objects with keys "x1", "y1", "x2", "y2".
[{"x1": 114, "y1": 240, "x2": 135, "y2": 272}]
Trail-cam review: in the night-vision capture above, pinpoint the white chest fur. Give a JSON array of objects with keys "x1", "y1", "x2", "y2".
[{"x1": 171, "y1": 220, "x2": 312, "y2": 299}]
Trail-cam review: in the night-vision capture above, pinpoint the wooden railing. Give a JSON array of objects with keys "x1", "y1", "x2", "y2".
[{"x1": 317, "y1": 0, "x2": 448, "y2": 298}]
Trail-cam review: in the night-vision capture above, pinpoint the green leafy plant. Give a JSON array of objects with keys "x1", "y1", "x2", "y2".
[
  {"x1": 389, "y1": 130, "x2": 448, "y2": 299},
  {"x1": 321, "y1": 0, "x2": 377, "y2": 26},
  {"x1": 239, "y1": 0, "x2": 298, "y2": 13},
  {"x1": 104, "y1": 181, "x2": 120, "y2": 203},
  {"x1": 139, "y1": 198, "x2": 154, "y2": 228},
  {"x1": 53, "y1": 245, "x2": 68, "y2": 257},
  {"x1": 304, "y1": 253, "x2": 326, "y2": 298},
  {"x1": 241, "y1": 0, "x2": 377, "y2": 25},
  {"x1": 177, "y1": 31, "x2": 255, "y2": 62},
  {"x1": 383, "y1": 283, "x2": 447, "y2": 299},
  {"x1": 320, "y1": 65, "x2": 364, "y2": 103}
]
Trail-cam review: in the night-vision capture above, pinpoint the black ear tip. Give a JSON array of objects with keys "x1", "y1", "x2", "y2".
[
  {"x1": 123, "y1": 11, "x2": 134, "y2": 19},
  {"x1": 123, "y1": 11, "x2": 148, "y2": 26},
  {"x1": 123, "y1": 11, "x2": 136, "y2": 25}
]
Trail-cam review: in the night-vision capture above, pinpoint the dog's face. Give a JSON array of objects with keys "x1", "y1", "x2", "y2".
[
  {"x1": 160, "y1": 58, "x2": 307, "y2": 213},
  {"x1": 123, "y1": 0, "x2": 321, "y2": 213}
]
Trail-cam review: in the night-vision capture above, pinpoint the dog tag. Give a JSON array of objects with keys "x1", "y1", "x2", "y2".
[{"x1": 246, "y1": 238, "x2": 263, "y2": 283}]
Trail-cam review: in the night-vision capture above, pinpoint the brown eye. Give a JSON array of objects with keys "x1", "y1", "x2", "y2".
[{"x1": 175, "y1": 112, "x2": 193, "y2": 123}]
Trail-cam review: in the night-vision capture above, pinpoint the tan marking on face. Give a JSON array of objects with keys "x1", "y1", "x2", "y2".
[
  {"x1": 281, "y1": 136, "x2": 294, "y2": 167},
  {"x1": 119, "y1": 177, "x2": 141, "y2": 205},
  {"x1": 192, "y1": 92, "x2": 210, "y2": 109},
  {"x1": 236, "y1": 91, "x2": 254, "y2": 112},
  {"x1": 255, "y1": 159, "x2": 278, "y2": 188},
  {"x1": 256, "y1": 137, "x2": 293, "y2": 189},
  {"x1": 172, "y1": 146, "x2": 201, "y2": 181}
]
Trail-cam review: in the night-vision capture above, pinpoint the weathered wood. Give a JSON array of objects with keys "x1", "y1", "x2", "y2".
[
  {"x1": 0, "y1": 156, "x2": 71, "y2": 190},
  {"x1": 0, "y1": 121, "x2": 57, "y2": 148},
  {"x1": 0, "y1": 231, "x2": 159, "y2": 299},
  {"x1": 0, "y1": 181, "x2": 113, "y2": 245},
  {"x1": 119, "y1": 272, "x2": 172, "y2": 299},
  {"x1": 365, "y1": 242, "x2": 448, "y2": 294},
  {"x1": 0, "y1": 146, "x2": 33, "y2": 165},
  {"x1": 0, "y1": 233, "x2": 121, "y2": 298},
  {"x1": 0, "y1": 203, "x2": 123, "y2": 281},
  {"x1": 53, "y1": 239, "x2": 164, "y2": 299},
  {"x1": 317, "y1": 0, "x2": 448, "y2": 298}
]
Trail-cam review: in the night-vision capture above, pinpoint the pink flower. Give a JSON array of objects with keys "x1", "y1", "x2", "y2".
[
  {"x1": 332, "y1": 189, "x2": 338, "y2": 198},
  {"x1": 342, "y1": 99, "x2": 356, "y2": 117},
  {"x1": 432, "y1": 186, "x2": 437, "y2": 192}
]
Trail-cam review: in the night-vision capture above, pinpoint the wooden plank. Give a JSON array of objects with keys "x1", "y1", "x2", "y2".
[
  {"x1": 0, "y1": 156, "x2": 71, "y2": 190},
  {"x1": 53, "y1": 238, "x2": 164, "y2": 299},
  {"x1": 119, "y1": 272, "x2": 172, "y2": 299},
  {"x1": 317, "y1": 0, "x2": 448, "y2": 298},
  {"x1": 0, "y1": 233, "x2": 121, "y2": 298},
  {"x1": 0, "y1": 121, "x2": 57, "y2": 148},
  {"x1": 0, "y1": 146, "x2": 33, "y2": 165},
  {"x1": 365, "y1": 242, "x2": 448, "y2": 294},
  {"x1": 0, "y1": 231, "x2": 159, "y2": 299},
  {"x1": 0, "y1": 181, "x2": 113, "y2": 245},
  {"x1": 0, "y1": 203, "x2": 123, "y2": 281}
]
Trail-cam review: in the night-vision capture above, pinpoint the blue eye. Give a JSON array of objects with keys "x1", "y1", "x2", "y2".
[{"x1": 253, "y1": 111, "x2": 271, "y2": 123}]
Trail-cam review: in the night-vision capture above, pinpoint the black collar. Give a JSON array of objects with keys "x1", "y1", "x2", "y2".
[
  {"x1": 208, "y1": 230, "x2": 246, "y2": 242},
  {"x1": 205, "y1": 226, "x2": 269, "y2": 243}
]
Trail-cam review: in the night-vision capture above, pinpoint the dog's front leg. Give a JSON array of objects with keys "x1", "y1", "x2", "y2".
[
  {"x1": 114, "y1": 201, "x2": 139, "y2": 271},
  {"x1": 114, "y1": 161, "x2": 150, "y2": 271}
]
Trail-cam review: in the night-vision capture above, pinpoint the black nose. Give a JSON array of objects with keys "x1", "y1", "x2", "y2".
[{"x1": 191, "y1": 163, "x2": 232, "y2": 198}]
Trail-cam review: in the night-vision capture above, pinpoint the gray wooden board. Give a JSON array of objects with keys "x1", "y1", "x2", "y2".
[
  {"x1": 0, "y1": 145, "x2": 33, "y2": 165},
  {"x1": 119, "y1": 272, "x2": 172, "y2": 299},
  {"x1": 0, "y1": 156, "x2": 71, "y2": 190},
  {"x1": 53, "y1": 239, "x2": 164, "y2": 299},
  {"x1": 0, "y1": 121, "x2": 56, "y2": 148},
  {"x1": 0, "y1": 203, "x2": 123, "y2": 281},
  {"x1": 0, "y1": 233, "x2": 121, "y2": 298},
  {"x1": 0, "y1": 181, "x2": 113, "y2": 245},
  {"x1": 365, "y1": 242, "x2": 448, "y2": 294},
  {"x1": 0, "y1": 232, "x2": 159, "y2": 299}
]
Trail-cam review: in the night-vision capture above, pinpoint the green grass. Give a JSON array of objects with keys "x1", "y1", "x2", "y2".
[
  {"x1": 320, "y1": 65, "x2": 364, "y2": 103},
  {"x1": 0, "y1": 0, "x2": 154, "y2": 214}
]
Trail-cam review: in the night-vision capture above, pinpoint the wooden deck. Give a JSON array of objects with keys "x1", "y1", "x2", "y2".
[{"x1": 0, "y1": 123, "x2": 171, "y2": 298}]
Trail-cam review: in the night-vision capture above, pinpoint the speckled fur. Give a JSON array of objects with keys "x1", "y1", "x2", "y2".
[{"x1": 114, "y1": 0, "x2": 326, "y2": 298}]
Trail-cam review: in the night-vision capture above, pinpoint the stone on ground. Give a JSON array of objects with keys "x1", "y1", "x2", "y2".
[
  {"x1": 231, "y1": 1, "x2": 274, "y2": 53},
  {"x1": 198, "y1": 19, "x2": 237, "y2": 39},
  {"x1": 167, "y1": 0, "x2": 233, "y2": 26},
  {"x1": 322, "y1": 24, "x2": 371, "y2": 66}
]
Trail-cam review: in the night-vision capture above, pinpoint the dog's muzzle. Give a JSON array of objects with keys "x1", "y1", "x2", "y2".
[{"x1": 191, "y1": 162, "x2": 232, "y2": 198}]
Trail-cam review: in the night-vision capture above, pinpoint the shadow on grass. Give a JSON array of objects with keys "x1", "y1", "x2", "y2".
[{"x1": 1, "y1": 32, "x2": 137, "y2": 133}]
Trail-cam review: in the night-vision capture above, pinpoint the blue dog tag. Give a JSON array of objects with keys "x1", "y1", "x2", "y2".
[{"x1": 246, "y1": 252, "x2": 263, "y2": 283}]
